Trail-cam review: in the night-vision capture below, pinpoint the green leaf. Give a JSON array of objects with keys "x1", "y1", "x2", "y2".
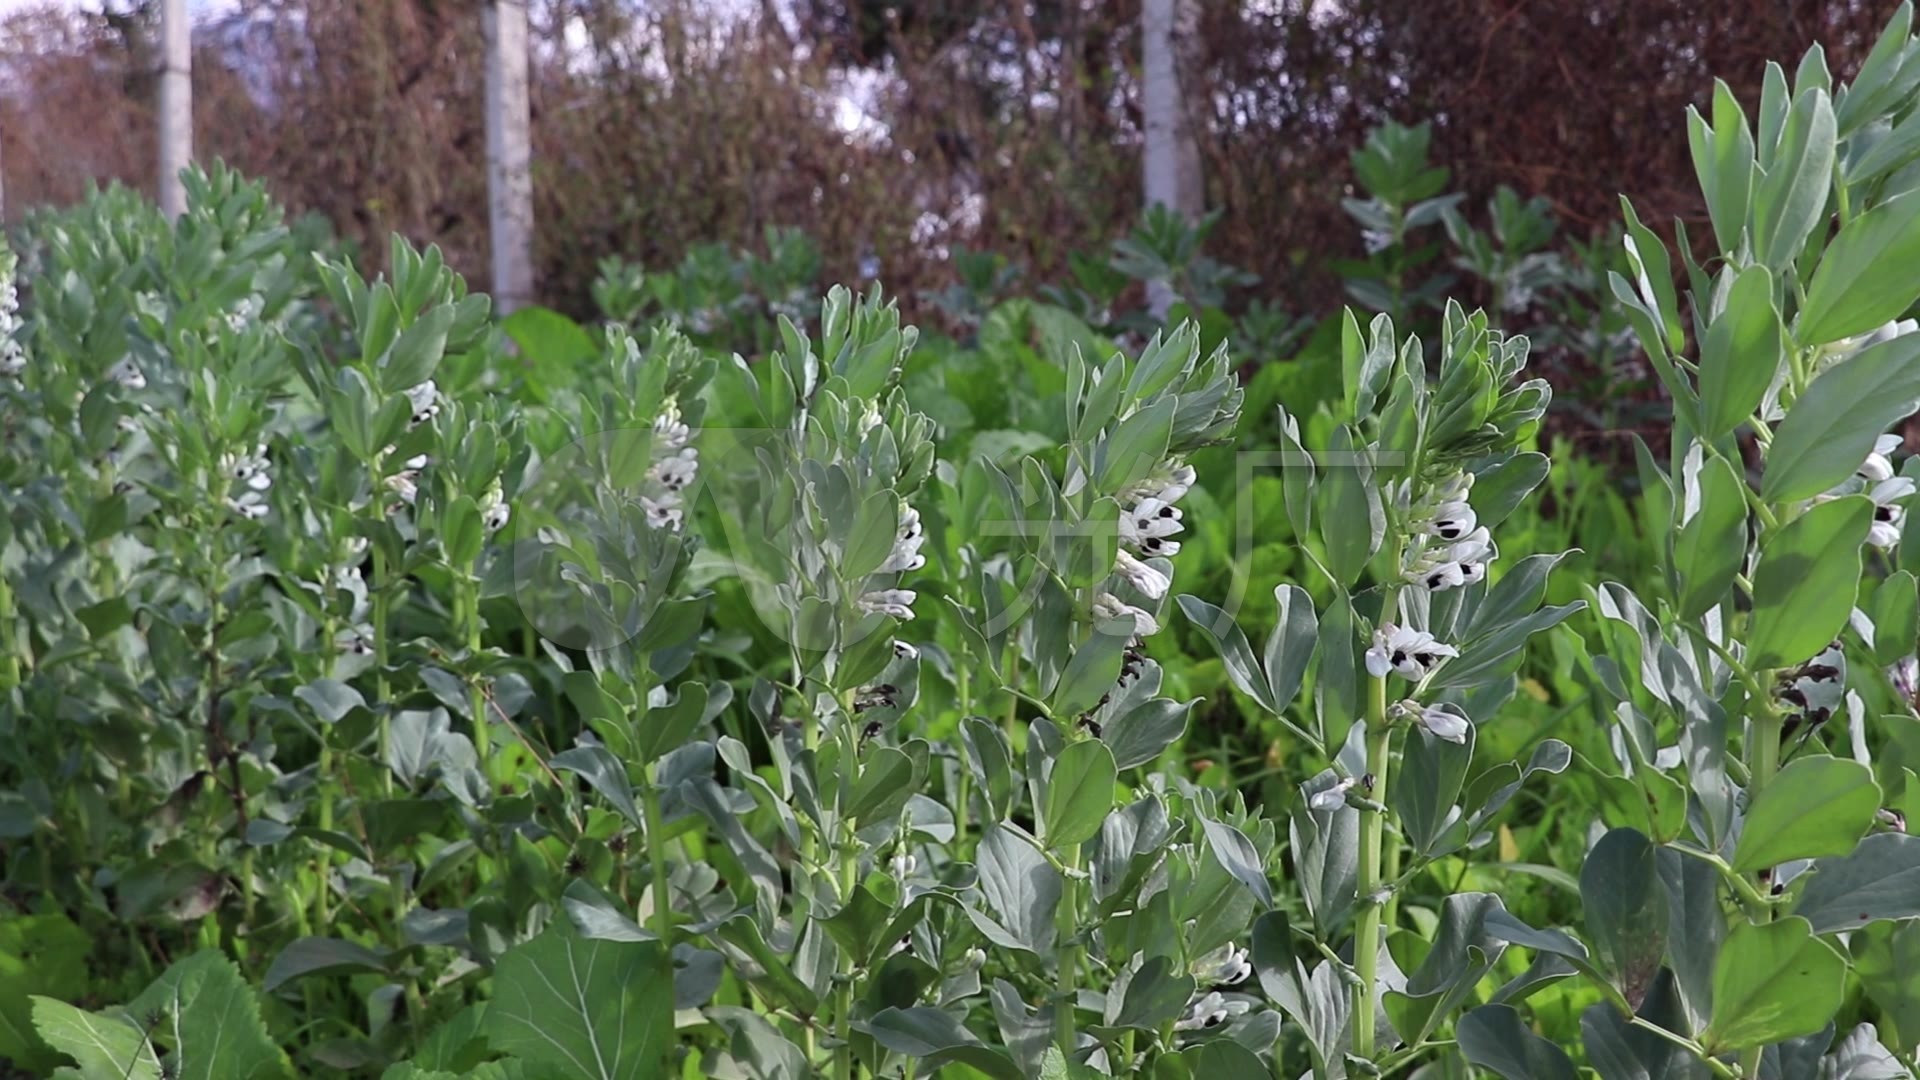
[
  {"x1": 30, "y1": 998, "x2": 160, "y2": 1079},
  {"x1": 1746, "y1": 497, "x2": 1871, "y2": 669},
  {"x1": 1173, "y1": 1041, "x2": 1270, "y2": 1078},
  {"x1": 1101, "y1": 694, "x2": 1195, "y2": 771},
  {"x1": 861, "y1": 1008, "x2": 1022, "y2": 1079},
  {"x1": 1765, "y1": 317, "x2": 1920, "y2": 504},
  {"x1": 1105, "y1": 955, "x2": 1195, "y2": 1031},
  {"x1": 1621, "y1": 198, "x2": 1685, "y2": 353},
  {"x1": 1853, "y1": 922, "x2": 1920, "y2": 1055},
  {"x1": 1689, "y1": 81, "x2": 1757, "y2": 255},
  {"x1": 490, "y1": 927, "x2": 673, "y2": 1080},
  {"x1": 1581, "y1": 828, "x2": 1668, "y2": 1006},
  {"x1": 439, "y1": 495, "x2": 484, "y2": 568},
  {"x1": 551, "y1": 745, "x2": 643, "y2": 830},
  {"x1": 1732, "y1": 756, "x2": 1881, "y2": 872},
  {"x1": 1393, "y1": 722, "x2": 1474, "y2": 858},
  {"x1": 846, "y1": 746, "x2": 915, "y2": 824},
  {"x1": 1096, "y1": 398, "x2": 1175, "y2": 494},
  {"x1": 1317, "y1": 425, "x2": 1381, "y2": 587},
  {"x1": 1176, "y1": 595, "x2": 1275, "y2": 713},
  {"x1": 1051, "y1": 621, "x2": 1133, "y2": 718},
  {"x1": 1262, "y1": 584, "x2": 1318, "y2": 715},
  {"x1": 634, "y1": 682, "x2": 709, "y2": 765},
  {"x1": 974, "y1": 824, "x2": 1061, "y2": 954},
  {"x1": 294, "y1": 678, "x2": 365, "y2": 725},
  {"x1": 1042, "y1": 740, "x2": 1116, "y2": 849},
  {"x1": 501, "y1": 306, "x2": 597, "y2": 378},
  {"x1": 1697, "y1": 265, "x2": 1781, "y2": 438},
  {"x1": 1200, "y1": 816, "x2": 1273, "y2": 908},
  {"x1": 1794, "y1": 832, "x2": 1920, "y2": 933},
  {"x1": 127, "y1": 950, "x2": 291, "y2": 1080},
  {"x1": 1674, "y1": 451, "x2": 1751, "y2": 619},
  {"x1": 1702, "y1": 917, "x2": 1846, "y2": 1052},
  {"x1": 1751, "y1": 87, "x2": 1837, "y2": 270},
  {"x1": 380, "y1": 305, "x2": 455, "y2": 394},
  {"x1": 0, "y1": 914, "x2": 89, "y2": 1073},
  {"x1": 1456, "y1": 1004, "x2": 1579, "y2": 1080},
  {"x1": 843, "y1": 490, "x2": 900, "y2": 580},
  {"x1": 1799, "y1": 192, "x2": 1920, "y2": 345},
  {"x1": 1871, "y1": 571, "x2": 1920, "y2": 666},
  {"x1": 262, "y1": 937, "x2": 390, "y2": 992}
]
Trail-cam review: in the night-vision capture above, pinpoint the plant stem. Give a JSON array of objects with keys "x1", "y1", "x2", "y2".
[
  {"x1": 1054, "y1": 842, "x2": 1082, "y2": 1062},
  {"x1": 640, "y1": 759, "x2": 673, "y2": 944},
  {"x1": 372, "y1": 544, "x2": 393, "y2": 797},
  {"x1": 463, "y1": 576, "x2": 490, "y2": 763},
  {"x1": 834, "y1": 832, "x2": 859, "y2": 1080},
  {"x1": 1352, "y1": 673, "x2": 1393, "y2": 1061}
]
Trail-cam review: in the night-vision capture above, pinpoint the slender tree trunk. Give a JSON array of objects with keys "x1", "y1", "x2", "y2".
[
  {"x1": 157, "y1": 0, "x2": 191, "y2": 219},
  {"x1": 485, "y1": 0, "x2": 535, "y2": 313},
  {"x1": 1141, "y1": 0, "x2": 1204, "y2": 317}
]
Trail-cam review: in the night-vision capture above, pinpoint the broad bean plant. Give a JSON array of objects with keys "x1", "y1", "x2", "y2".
[{"x1": 7, "y1": 9, "x2": 1920, "y2": 1080}]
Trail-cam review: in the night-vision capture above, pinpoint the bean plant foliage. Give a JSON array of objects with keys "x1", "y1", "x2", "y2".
[{"x1": 9, "y1": 12, "x2": 1920, "y2": 1080}]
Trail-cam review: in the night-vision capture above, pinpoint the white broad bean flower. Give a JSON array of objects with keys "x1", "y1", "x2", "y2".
[
  {"x1": 889, "y1": 852, "x2": 917, "y2": 878},
  {"x1": 654, "y1": 402, "x2": 691, "y2": 452},
  {"x1": 1093, "y1": 592, "x2": 1160, "y2": 638},
  {"x1": 1174, "y1": 990, "x2": 1251, "y2": 1031},
  {"x1": 109, "y1": 357, "x2": 146, "y2": 390},
  {"x1": 891, "y1": 640, "x2": 919, "y2": 660},
  {"x1": 1365, "y1": 622, "x2": 1457, "y2": 681},
  {"x1": 881, "y1": 505, "x2": 927, "y2": 572},
  {"x1": 1860, "y1": 434, "x2": 1902, "y2": 483},
  {"x1": 1414, "y1": 702, "x2": 1471, "y2": 744},
  {"x1": 1426, "y1": 500, "x2": 1477, "y2": 542},
  {"x1": 1813, "y1": 435, "x2": 1912, "y2": 548},
  {"x1": 222, "y1": 444, "x2": 272, "y2": 493},
  {"x1": 1119, "y1": 496, "x2": 1185, "y2": 554},
  {"x1": 480, "y1": 483, "x2": 511, "y2": 532},
  {"x1": 386, "y1": 470, "x2": 420, "y2": 505},
  {"x1": 405, "y1": 380, "x2": 440, "y2": 426},
  {"x1": 226, "y1": 490, "x2": 269, "y2": 521},
  {"x1": 650, "y1": 448, "x2": 699, "y2": 495},
  {"x1": 0, "y1": 274, "x2": 22, "y2": 378},
  {"x1": 1192, "y1": 943, "x2": 1253, "y2": 987},
  {"x1": 640, "y1": 494, "x2": 684, "y2": 532},
  {"x1": 1406, "y1": 526, "x2": 1494, "y2": 592},
  {"x1": 1309, "y1": 776, "x2": 1358, "y2": 811},
  {"x1": 1868, "y1": 477, "x2": 1914, "y2": 549},
  {"x1": 1123, "y1": 461, "x2": 1196, "y2": 508},
  {"x1": 858, "y1": 589, "x2": 917, "y2": 620},
  {"x1": 1113, "y1": 550, "x2": 1170, "y2": 600}
]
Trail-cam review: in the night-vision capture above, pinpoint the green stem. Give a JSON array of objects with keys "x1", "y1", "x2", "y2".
[
  {"x1": 1054, "y1": 843, "x2": 1083, "y2": 1062},
  {"x1": 463, "y1": 577, "x2": 490, "y2": 764},
  {"x1": 1352, "y1": 674, "x2": 1393, "y2": 1061},
  {"x1": 372, "y1": 544, "x2": 393, "y2": 797},
  {"x1": 640, "y1": 760, "x2": 673, "y2": 944},
  {"x1": 834, "y1": 833, "x2": 859, "y2": 1080}
]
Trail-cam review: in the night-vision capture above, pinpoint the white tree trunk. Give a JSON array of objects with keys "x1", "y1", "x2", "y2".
[
  {"x1": 1141, "y1": 0, "x2": 1204, "y2": 317},
  {"x1": 485, "y1": 0, "x2": 535, "y2": 314},
  {"x1": 157, "y1": 0, "x2": 191, "y2": 219}
]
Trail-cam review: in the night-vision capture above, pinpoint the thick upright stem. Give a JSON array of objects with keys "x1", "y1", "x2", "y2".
[
  {"x1": 640, "y1": 760, "x2": 673, "y2": 944},
  {"x1": 834, "y1": 830, "x2": 859, "y2": 1080},
  {"x1": 372, "y1": 545, "x2": 393, "y2": 796},
  {"x1": 1054, "y1": 843, "x2": 1083, "y2": 1061},
  {"x1": 464, "y1": 578, "x2": 491, "y2": 763},
  {"x1": 1352, "y1": 674, "x2": 1393, "y2": 1060}
]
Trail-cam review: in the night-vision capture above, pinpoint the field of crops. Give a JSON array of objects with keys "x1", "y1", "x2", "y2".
[{"x1": 6, "y1": 9, "x2": 1920, "y2": 1080}]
